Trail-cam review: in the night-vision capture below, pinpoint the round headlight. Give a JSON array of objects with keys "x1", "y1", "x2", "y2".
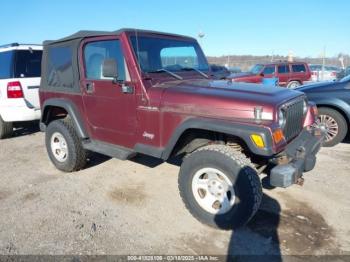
[
  {"x1": 303, "y1": 100, "x2": 308, "y2": 115},
  {"x1": 278, "y1": 109, "x2": 286, "y2": 127}
]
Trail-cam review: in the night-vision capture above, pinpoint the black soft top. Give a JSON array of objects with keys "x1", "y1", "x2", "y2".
[
  {"x1": 41, "y1": 28, "x2": 196, "y2": 94},
  {"x1": 44, "y1": 28, "x2": 196, "y2": 45}
]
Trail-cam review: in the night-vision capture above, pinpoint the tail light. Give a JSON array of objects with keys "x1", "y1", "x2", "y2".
[
  {"x1": 331, "y1": 72, "x2": 337, "y2": 77},
  {"x1": 7, "y1": 81, "x2": 24, "y2": 99}
]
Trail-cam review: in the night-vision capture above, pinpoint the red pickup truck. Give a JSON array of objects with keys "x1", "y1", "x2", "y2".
[{"x1": 229, "y1": 61, "x2": 311, "y2": 89}]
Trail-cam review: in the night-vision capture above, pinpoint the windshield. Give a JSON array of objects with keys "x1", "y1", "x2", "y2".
[
  {"x1": 250, "y1": 64, "x2": 264, "y2": 74},
  {"x1": 130, "y1": 36, "x2": 209, "y2": 73}
]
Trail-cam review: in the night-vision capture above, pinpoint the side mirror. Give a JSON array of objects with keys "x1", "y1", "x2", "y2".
[
  {"x1": 260, "y1": 73, "x2": 265, "y2": 77},
  {"x1": 102, "y1": 59, "x2": 118, "y2": 79}
]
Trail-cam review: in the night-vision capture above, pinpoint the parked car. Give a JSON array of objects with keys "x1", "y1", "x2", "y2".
[
  {"x1": 0, "y1": 43, "x2": 42, "y2": 138},
  {"x1": 298, "y1": 75, "x2": 350, "y2": 147},
  {"x1": 210, "y1": 64, "x2": 230, "y2": 79},
  {"x1": 227, "y1": 66, "x2": 242, "y2": 74},
  {"x1": 336, "y1": 66, "x2": 350, "y2": 80},
  {"x1": 309, "y1": 64, "x2": 340, "y2": 82},
  {"x1": 228, "y1": 61, "x2": 311, "y2": 89},
  {"x1": 39, "y1": 29, "x2": 323, "y2": 229}
]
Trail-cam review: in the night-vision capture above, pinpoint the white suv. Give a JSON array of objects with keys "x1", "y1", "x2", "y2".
[{"x1": 0, "y1": 43, "x2": 42, "y2": 138}]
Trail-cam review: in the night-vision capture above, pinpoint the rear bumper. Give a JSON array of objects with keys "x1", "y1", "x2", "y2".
[
  {"x1": 269, "y1": 128, "x2": 324, "y2": 188},
  {"x1": 0, "y1": 104, "x2": 41, "y2": 122}
]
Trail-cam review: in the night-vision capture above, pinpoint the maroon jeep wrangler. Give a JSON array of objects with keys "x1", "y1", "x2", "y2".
[{"x1": 39, "y1": 29, "x2": 323, "y2": 229}]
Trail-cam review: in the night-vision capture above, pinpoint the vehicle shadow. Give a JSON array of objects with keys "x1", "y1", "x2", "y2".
[
  {"x1": 12, "y1": 121, "x2": 40, "y2": 138},
  {"x1": 129, "y1": 154, "x2": 164, "y2": 168},
  {"x1": 85, "y1": 152, "x2": 111, "y2": 169},
  {"x1": 342, "y1": 134, "x2": 350, "y2": 144},
  {"x1": 214, "y1": 170, "x2": 282, "y2": 261},
  {"x1": 129, "y1": 154, "x2": 183, "y2": 168}
]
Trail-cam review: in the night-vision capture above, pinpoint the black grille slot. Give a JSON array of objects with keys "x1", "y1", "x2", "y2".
[{"x1": 283, "y1": 99, "x2": 304, "y2": 141}]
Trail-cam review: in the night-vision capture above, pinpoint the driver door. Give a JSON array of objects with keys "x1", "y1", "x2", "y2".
[{"x1": 80, "y1": 37, "x2": 137, "y2": 147}]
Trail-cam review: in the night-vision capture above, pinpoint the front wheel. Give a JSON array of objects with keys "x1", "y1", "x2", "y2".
[
  {"x1": 315, "y1": 107, "x2": 348, "y2": 147},
  {"x1": 178, "y1": 145, "x2": 262, "y2": 229}
]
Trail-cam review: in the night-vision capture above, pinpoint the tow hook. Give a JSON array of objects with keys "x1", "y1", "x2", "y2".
[{"x1": 296, "y1": 177, "x2": 304, "y2": 186}]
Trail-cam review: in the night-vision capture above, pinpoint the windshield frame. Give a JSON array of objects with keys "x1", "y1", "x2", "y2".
[{"x1": 128, "y1": 33, "x2": 210, "y2": 76}]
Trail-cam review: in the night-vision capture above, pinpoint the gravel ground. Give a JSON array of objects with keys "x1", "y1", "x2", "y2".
[{"x1": 0, "y1": 125, "x2": 350, "y2": 257}]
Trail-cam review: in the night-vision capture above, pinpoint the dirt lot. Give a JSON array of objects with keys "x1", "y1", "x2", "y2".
[{"x1": 0, "y1": 125, "x2": 350, "y2": 257}]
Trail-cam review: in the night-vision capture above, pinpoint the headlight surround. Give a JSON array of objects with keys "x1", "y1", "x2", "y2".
[
  {"x1": 278, "y1": 109, "x2": 286, "y2": 128},
  {"x1": 303, "y1": 99, "x2": 308, "y2": 115}
]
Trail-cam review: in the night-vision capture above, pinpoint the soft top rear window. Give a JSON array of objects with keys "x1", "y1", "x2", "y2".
[
  {"x1": 47, "y1": 46, "x2": 74, "y2": 88},
  {"x1": 14, "y1": 50, "x2": 42, "y2": 78},
  {"x1": 0, "y1": 51, "x2": 14, "y2": 79}
]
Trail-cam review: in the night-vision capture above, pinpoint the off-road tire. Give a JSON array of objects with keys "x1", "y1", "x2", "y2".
[
  {"x1": 0, "y1": 116, "x2": 13, "y2": 139},
  {"x1": 45, "y1": 117, "x2": 87, "y2": 172},
  {"x1": 318, "y1": 107, "x2": 348, "y2": 147},
  {"x1": 287, "y1": 81, "x2": 301, "y2": 89},
  {"x1": 178, "y1": 144, "x2": 262, "y2": 229}
]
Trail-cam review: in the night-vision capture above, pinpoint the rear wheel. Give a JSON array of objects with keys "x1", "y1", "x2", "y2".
[
  {"x1": 178, "y1": 144, "x2": 262, "y2": 229},
  {"x1": 0, "y1": 116, "x2": 13, "y2": 139},
  {"x1": 315, "y1": 107, "x2": 348, "y2": 147},
  {"x1": 287, "y1": 81, "x2": 301, "y2": 89},
  {"x1": 45, "y1": 117, "x2": 87, "y2": 172}
]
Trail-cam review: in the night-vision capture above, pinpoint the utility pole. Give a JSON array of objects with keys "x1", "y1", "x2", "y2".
[
  {"x1": 321, "y1": 46, "x2": 326, "y2": 81},
  {"x1": 288, "y1": 50, "x2": 294, "y2": 62},
  {"x1": 339, "y1": 55, "x2": 345, "y2": 69},
  {"x1": 271, "y1": 50, "x2": 274, "y2": 62}
]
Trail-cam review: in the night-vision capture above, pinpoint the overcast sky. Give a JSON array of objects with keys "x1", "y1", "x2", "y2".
[{"x1": 1, "y1": 0, "x2": 349, "y2": 57}]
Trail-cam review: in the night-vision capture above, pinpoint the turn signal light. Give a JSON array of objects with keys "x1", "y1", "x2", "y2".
[
  {"x1": 251, "y1": 134, "x2": 265, "y2": 148},
  {"x1": 273, "y1": 129, "x2": 284, "y2": 144}
]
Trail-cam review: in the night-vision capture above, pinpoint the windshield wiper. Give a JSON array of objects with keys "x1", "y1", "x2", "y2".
[
  {"x1": 148, "y1": 69, "x2": 183, "y2": 80},
  {"x1": 181, "y1": 67, "x2": 209, "y2": 79}
]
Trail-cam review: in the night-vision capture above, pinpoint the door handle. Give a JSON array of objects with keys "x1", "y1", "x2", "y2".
[
  {"x1": 86, "y1": 82, "x2": 94, "y2": 93},
  {"x1": 121, "y1": 84, "x2": 134, "y2": 94}
]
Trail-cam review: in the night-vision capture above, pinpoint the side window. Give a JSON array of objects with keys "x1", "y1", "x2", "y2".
[
  {"x1": 292, "y1": 64, "x2": 306, "y2": 73},
  {"x1": 278, "y1": 65, "x2": 290, "y2": 74},
  {"x1": 263, "y1": 66, "x2": 275, "y2": 75},
  {"x1": 0, "y1": 51, "x2": 14, "y2": 79},
  {"x1": 47, "y1": 46, "x2": 73, "y2": 88},
  {"x1": 84, "y1": 40, "x2": 126, "y2": 81}
]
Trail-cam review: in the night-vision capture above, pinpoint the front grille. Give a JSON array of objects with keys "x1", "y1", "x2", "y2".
[{"x1": 283, "y1": 99, "x2": 304, "y2": 141}]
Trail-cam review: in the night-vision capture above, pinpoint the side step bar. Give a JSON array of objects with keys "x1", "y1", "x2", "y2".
[{"x1": 83, "y1": 140, "x2": 136, "y2": 160}]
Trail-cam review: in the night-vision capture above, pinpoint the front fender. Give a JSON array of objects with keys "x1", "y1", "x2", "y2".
[
  {"x1": 311, "y1": 97, "x2": 350, "y2": 122},
  {"x1": 161, "y1": 118, "x2": 275, "y2": 159}
]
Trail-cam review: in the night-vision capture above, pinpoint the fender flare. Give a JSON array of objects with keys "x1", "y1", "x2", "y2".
[
  {"x1": 160, "y1": 118, "x2": 275, "y2": 159},
  {"x1": 41, "y1": 98, "x2": 89, "y2": 138},
  {"x1": 312, "y1": 97, "x2": 350, "y2": 123}
]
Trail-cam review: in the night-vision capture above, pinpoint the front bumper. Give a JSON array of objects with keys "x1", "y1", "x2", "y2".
[{"x1": 269, "y1": 128, "x2": 324, "y2": 188}]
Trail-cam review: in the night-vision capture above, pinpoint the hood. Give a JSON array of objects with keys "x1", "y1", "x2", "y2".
[
  {"x1": 297, "y1": 81, "x2": 340, "y2": 93},
  {"x1": 158, "y1": 79, "x2": 304, "y2": 121}
]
